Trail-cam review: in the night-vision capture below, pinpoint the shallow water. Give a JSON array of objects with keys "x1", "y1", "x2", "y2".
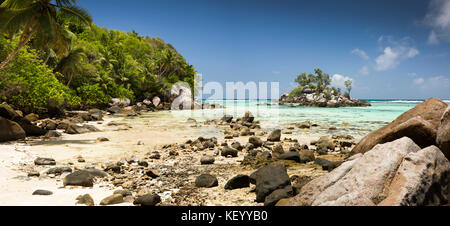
[{"x1": 167, "y1": 99, "x2": 450, "y2": 138}]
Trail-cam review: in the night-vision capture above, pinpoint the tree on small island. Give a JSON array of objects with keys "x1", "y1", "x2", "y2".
[
  {"x1": 294, "y1": 68, "x2": 331, "y2": 93},
  {"x1": 344, "y1": 79, "x2": 352, "y2": 98}
]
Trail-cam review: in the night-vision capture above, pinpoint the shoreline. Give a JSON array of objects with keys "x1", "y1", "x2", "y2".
[{"x1": 0, "y1": 110, "x2": 346, "y2": 206}]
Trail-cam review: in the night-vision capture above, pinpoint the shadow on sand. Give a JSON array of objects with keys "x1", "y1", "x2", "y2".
[{"x1": 28, "y1": 139, "x2": 96, "y2": 146}]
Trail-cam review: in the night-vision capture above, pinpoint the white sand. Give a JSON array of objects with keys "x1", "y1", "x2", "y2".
[{"x1": 0, "y1": 111, "x2": 337, "y2": 206}]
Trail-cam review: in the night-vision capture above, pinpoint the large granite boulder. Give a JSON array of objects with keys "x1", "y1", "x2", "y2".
[
  {"x1": 0, "y1": 103, "x2": 47, "y2": 136},
  {"x1": 0, "y1": 116, "x2": 26, "y2": 142},
  {"x1": 351, "y1": 98, "x2": 448, "y2": 155},
  {"x1": 14, "y1": 117, "x2": 47, "y2": 136},
  {"x1": 437, "y1": 106, "x2": 450, "y2": 160},
  {"x1": 281, "y1": 137, "x2": 450, "y2": 206},
  {"x1": 0, "y1": 103, "x2": 20, "y2": 119}
]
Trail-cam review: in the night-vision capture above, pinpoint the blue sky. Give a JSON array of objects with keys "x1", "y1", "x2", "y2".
[{"x1": 79, "y1": 0, "x2": 450, "y2": 99}]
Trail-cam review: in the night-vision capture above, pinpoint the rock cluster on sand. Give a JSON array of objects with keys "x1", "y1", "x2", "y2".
[
  {"x1": 0, "y1": 103, "x2": 47, "y2": 141},
  {"x1": 280, "y1": 137, "x2": 450, "y2": 206}
]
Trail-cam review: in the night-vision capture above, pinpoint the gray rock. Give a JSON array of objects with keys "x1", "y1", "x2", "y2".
[
  {"x1": 152, "y1": 96, "x2": 161, "y2": 107},
  {"x1": 100, "y1": 194, "x2": 124, "y2": 205},
  {"x1": 249, "y1": 136, "x2": 263, "y2": 148},
  {"x1": 436, "y1": 106, "x2": 450, "y2": 160},
  {"x1": 34, "y1": 157, "x2": 56, "y2": 166},
  {"x1": 224, "y1": 175, "x2": 250, "y2": 190},
  {"x1": 45, "y1": 130, "x2": 61, "y2": 137},
  {"x1": 114, "y1": 190, "x2": 132, "y2": 197},
  {"x1": 221, "y1": 147, "x2": 238, "y2": 157},
  {"x1": 278, "y1": 151, "x2": 300, "y2": 162},
  {"x1": 264, "y1": 185, "x2": 294, "y2": 206},
  {"x1": 283, "y1": 137, "x2": 450, "y2": 206},
  {"x1": 195, "y1": 174, "x2": 218, "y2": 188},
  {"x1": 47, "y1": 166, "x2": 72, "y2": 175},
  {"x1": 134, "y1": 194, "x2": 161, "y2": 206},
  {"x1": 84, "y1": 168, "x2": 109, "y2": 178},
  {"x1": 221, "y1": 115, "x2": 233, "y2": 123},
  {"x1": 314, "y1": 158, "x2": 341, "y2": 171},
  {"x1": 255, "y1": 164, "x2": 291, "y2": 203},
  {"x1": 41, "y1": 119, "x2": 57, "y2": 130},
  {"x1": 378, "y1": 145, "x2": 450, "y2": 206},
  {"x1": 200, "y1": 155, "x2": 215, "y2": 165},
  {"x1": 242, "y1": 111, "x2": 254, "y2": 123},
  {"x1": 231, "y1": 142, "x2": 243, "y2": 150},
  {"x1": 32, "y1": 189, "x2": 53, "y2": 195},
  {"x1": 267, "y1": 129, "x2": 281, "y2": 142},
  {"x1": 76, "y1": 194, "x2": 94, "y2": 206},
  {"x1": 63, "y1": 170, "x2": 94, "y2": 187},
  {"x1": 272, "y1": 144, "x2": 284, "y2": 154},
  {"x1": 299, "y1": 149, "x2": 315, "y2": 163},
  {"x1": 65, "y1": 123, "x2": 89, "y2": 134},
  {"x1": 107, "y1": 106, "x2": 121, "y2": 114},
  {"x1": 0, "y1": 116, "x2": 26, "y2": 142},
  {"x1": 88, "y1": 109, "x2": 103, "y2": 121}
]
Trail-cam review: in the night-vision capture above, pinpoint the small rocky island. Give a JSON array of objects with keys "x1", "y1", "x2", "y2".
[{"x1": 280, "y1": 68, "x2": 371, "y2": 107}]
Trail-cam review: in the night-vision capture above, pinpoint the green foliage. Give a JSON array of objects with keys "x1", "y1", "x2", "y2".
[
  {"x1": 323, "y1": 91, "x2": 332, "y2": 100},
  {"x1": 288, "y1": 86, "x2": 303, "y2": 97},
  {"x1": 294, "y1": 68, "x2": 331, "y2": 93},
  {"x1": 344, "y1": 79, "x2": 352, "y2": 97},
  {"x1": 0, "y1": 18, "x2": 197, "y2": 112},
  {"x1": 0, "y1": 36, "x2": 81, "y2": 113},
  {"x1": 76, "y1": 84, "x2": 110, "y2": 106},
  {"x1": 343, "y1": 92, "x2": 350, "y2": 99}
]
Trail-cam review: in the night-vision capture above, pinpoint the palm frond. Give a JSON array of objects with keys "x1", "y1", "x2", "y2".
[
  {"x1": 58, "y1": 5, "x2": 92, "y2": 26},
  {"x1": 0, "y1": 7, "x2": 37, "y2": 35},
  {"x1": 0, "y1": 0, "x2": 34, "y2": 10}
]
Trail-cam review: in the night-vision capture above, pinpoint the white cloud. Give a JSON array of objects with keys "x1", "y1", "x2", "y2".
[
  {"x1": 412, "y1": 75, "x2": 450, "y2": 89},
  {"x1": 351, "y1": 48, "x2": 369, "y2": 60},
  {"x1": 272, "y1": 70, "x2": 280, "y2": 75},
  {"x1": 413, "y1": 77, "x2": 424, "y2": 85},
  {"x1": 374, "y1": 36, "x2": 419, "y2": 71},
  {"x1": 375, "y1": 47, "x2": 399, "y2": 71},
  {"x1": 408, "y1": 72, "x2": 417, "y2": 77},
  {"x1": 424, "y1": 0, "x2": 450, "y2": 43},
  {"x1": 427, "y1": 30, "x2": 440, "y2": 45},
  {"x1": 359, "y1": 65, "x2": 369, "y2": 75},
  {"x1": 406, "y1": 48, "x2": 419, "y2": 58},
  {"x1": 331, "y1": 74, "x2": 353, "y2": 89}
]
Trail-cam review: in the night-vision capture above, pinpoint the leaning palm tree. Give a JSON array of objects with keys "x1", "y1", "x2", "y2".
[
  {"x1": 0, "y1": 0, "x2": 92, "y2": 70},
  {"x1": 55, "y1": 46, "x2": 86, "y2": 87}
]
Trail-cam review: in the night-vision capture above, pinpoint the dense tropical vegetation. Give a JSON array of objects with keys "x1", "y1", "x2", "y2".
[{"x1": 0, "y1": 0, "x2": 197, "y2": 115}]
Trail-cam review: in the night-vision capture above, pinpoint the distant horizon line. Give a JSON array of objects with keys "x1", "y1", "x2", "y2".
[{"x1": 199, "y1": 98, "x2": 450, "y2": 101}]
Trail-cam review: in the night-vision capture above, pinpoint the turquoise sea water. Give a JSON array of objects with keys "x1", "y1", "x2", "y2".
[{"x1": 170, "y1": 99, "x2": 450, "y2": 138}]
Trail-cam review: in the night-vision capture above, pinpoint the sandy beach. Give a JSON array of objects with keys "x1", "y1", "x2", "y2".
[{"x1": 0, "y1": 110, "x2": 342, "y2": 206}]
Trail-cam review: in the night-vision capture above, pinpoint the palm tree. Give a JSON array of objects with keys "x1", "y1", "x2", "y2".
[
  {"x1": 0, "y1": 0, "x2": 92, "y2": 70},
  {"x1": 55, "y1": 46, "x2": 86, "y2": 87}
]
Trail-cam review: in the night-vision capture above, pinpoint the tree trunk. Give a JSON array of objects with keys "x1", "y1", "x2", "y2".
[
  {"x1": 66, "y1": 73, "x2": 73, "y2": 87},
  {"x1": 43, "y1": 50, "x2": 51, "y2": 64},
  {"x1": 0, "y1": 19, "x2": 38, "y2": 70}
]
